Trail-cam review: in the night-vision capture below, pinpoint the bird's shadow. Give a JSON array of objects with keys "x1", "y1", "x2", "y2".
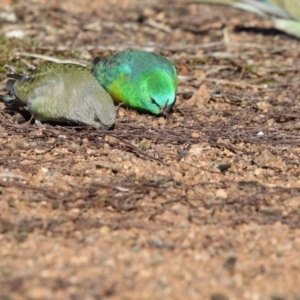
[
  {"x1": 233, "y1": 26, "x2": 298, "y2": 40},
  {"x1": 4, "y1": 107, "x2": 33, "y2": 123},
  {"x1": 4, "y1": 107, "x2": 116, "y2": 131}
]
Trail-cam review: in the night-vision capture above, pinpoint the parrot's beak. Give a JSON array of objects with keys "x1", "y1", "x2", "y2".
[{"x1": 161, "y1": 98, "x2": 174, "y2": 114}]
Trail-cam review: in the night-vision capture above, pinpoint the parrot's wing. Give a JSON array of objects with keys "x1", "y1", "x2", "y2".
[
  {"x1": 273, "y1": 17, "x2": 300, "y2": 37},
  {"x1": 93, "y1": 55, "x2": 132, "y2": 86},
  {"x1": 184, "y1": 0, "x2": 293, "y2": 18},
  {"x1": 14, "y1": 66, "x2": 61, "y2": 101},
  {"x1": 180, "y1": 0, "x2": 300, "y2": 38},
  {"x1": 237, "y1": 0, "x2": 293, "y2": 19},
  {"x1": 273, "y1": 0, "x2": 300, "y2": 20}
]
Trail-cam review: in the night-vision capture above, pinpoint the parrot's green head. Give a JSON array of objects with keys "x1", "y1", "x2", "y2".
[
  {"x1": 92, "y1": 52, "x2": 178, "y2": 115},
  {"x1": 133, "y1": 69, "x2": 177, "y2": 115}
]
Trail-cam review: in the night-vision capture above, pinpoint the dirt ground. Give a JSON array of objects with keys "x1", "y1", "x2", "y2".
[{"x1": 1, "y1": 0, "x2": 300, "y2": 299}]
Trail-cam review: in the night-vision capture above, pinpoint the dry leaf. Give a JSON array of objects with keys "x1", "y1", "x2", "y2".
[{"x1": 184, "y1": 84, "x2": 211, "y2": 109}]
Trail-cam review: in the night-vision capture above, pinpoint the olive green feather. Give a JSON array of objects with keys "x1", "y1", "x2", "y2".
[{"x1": 2, "y1": 63, "x2": 116, "y2": 129}]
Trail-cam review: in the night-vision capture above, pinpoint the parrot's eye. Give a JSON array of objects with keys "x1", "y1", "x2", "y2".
[{"x1": 150, "y1": 97, "x2": 160, "y2": 108}]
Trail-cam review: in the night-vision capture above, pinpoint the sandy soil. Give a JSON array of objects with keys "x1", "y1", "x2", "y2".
[{"x1": 1, "y1": 1, "x2": 300, "y2": 299}]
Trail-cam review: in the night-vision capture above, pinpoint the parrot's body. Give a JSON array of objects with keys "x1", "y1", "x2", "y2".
[
  {"x1": 2, "y1": 63, "x2": 116, "y2": 129},
  {"x1": 92, "y1": 50, "x2": 178, "y2": 115},
  {"x1": 183, "y1": 0, "x2": 300, "y2": 38}
]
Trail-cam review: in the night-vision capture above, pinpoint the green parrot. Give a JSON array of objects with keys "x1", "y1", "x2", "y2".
[
  {"x1": 2, "y1": 62, "x2": 116, "y2": 129},
  {"x1": 92, "y1": 50, "x2": 178, "y2": 115},
  {"x1": 181, "y1": 0, "x2": 300, "y2": 38}
]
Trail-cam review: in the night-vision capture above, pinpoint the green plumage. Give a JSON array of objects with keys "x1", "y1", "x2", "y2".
[
  {"x1": 2, "y1": 63, "x2": 116, "y2": 129},
  {"x1": 92, "y1": 50, "x2": 178, "y2": 115},
  {"x1": 182, "y1": 0, "x2": 300, "y2": 38}
]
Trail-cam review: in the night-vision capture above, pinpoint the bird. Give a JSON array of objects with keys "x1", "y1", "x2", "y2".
[
  {"x1": 92, "y1": 50, "x2": 178, "y2": 115},
  {"x1": 2, "y1": 62, "x2": 116, "y2": 129},
  {"x1": 180, "y1": 0, "x2": 300, "y2": 39}
]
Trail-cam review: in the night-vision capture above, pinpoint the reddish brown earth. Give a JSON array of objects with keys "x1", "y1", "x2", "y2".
[{"x1": 1, "y1": 1, "x2": 300, "y2": 299}]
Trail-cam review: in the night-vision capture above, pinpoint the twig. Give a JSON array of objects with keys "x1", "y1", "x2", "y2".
[{"x1": 14, "y1": 52, "x2": 87, "y2": 66}]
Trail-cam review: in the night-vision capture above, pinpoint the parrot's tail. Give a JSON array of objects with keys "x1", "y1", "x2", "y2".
[
  {"x1": 1, "y1": 78, "x2": 26, "y2": 109},
  {"x1": 5, "y1": 78, "x2": 17, "y2": 94},
  {"x1": 92, "y1": 57, "x2": 101, "y2": 72}
]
